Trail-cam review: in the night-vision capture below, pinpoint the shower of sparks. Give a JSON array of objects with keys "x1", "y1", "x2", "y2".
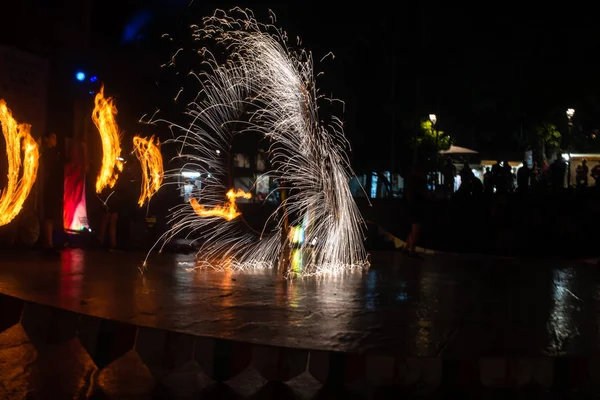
[
  {"x1": 0, "y1": 99, "x2": 39, "y2": 226},
  {"x1": 133, "y1": 135, "x2": 164, "y2": 206},
  {"x1": 190, "y1": 188, "x2": 251, "y2": 221},
  {"x1": 147, "y1": 8, "x2": 368, "y2": 277},
  {"x1": 93, "y1": 85, "x2": 123, "y2": 193}
]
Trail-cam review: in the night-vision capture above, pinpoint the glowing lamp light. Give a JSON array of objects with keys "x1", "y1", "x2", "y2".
[
  {"x1": 566, "y1": 108, "x2": 575, "y2": 119},
  {"x1": 181, "y1": 171, "x2": 200, "y2": 179},
  {"x1": 429, "y1": 114, "x2": 437, "y2": 125},
  {"x1": 76, "y1": 71, "x2": 86, "y2": 81},
  {"x1": 90, "y1": 76, "x2": 98, "y2": 83}
]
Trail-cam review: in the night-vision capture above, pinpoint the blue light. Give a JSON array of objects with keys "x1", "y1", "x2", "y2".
[
  {"x1": 76, "y1": 72, "x2": 86, "y2": 81},
  {"x1": 90, "y1": 76, "x2": 98, "y2": 83},
  {"x1": 122, "y1": 9, "x2": 153, "y2": 44},
  {"x1": 370, "y1": 172, "x2": 378, "y2": 199}
]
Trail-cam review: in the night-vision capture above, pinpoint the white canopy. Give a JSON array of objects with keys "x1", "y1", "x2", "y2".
[{"x1": 439, "y1": 145, "x2": 478, "y2": 154}]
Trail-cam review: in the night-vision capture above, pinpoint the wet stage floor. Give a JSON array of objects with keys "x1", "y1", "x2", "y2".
[{"x1": 0, "y1": 248, "x2": 598, "y2": 357}]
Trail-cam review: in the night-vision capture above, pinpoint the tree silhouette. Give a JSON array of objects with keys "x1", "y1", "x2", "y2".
[{"x1": 534, "y1": 123, "x2": 562, "y2": 163}]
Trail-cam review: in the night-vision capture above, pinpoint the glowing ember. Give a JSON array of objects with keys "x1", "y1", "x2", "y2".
[
  {"x1": 92, "y1": 85, "x2": 123, "y2": 193},
  {"x1": 133, "y1": 135, "x2": 164, "y2": 206},
  {"x1": 189, "y1": 189, "x2": 251, "y2": 221},
  {"x1": 0, "y1": 99, "x2": 39, "y2": 226}
]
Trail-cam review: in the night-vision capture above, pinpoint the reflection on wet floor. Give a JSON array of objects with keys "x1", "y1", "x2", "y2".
[
  {"x1": 547, "y1": 268, "x2": 581, "y2": 355},
  {"x1": 1, "y1": 249, "x2": 600, "y2": 357}
]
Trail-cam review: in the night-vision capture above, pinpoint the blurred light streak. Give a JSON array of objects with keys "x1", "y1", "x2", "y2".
[
  {"x1": 92, "y1": 86, "x2": 123, "y2": 193},
  {"x1": 0, "y1": 99, "x2": 39, "y2": 226},
  {"x1": 133, "y1": 135, "x2": 164, "y2": 206}
]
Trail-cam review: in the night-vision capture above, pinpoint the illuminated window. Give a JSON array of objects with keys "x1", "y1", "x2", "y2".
[
  {"x1": 256, "y1": 174, "x2": 270, "y2": 194},
  {"x1": 370, "y1": 173, "x2": 378, "y2": 199}
]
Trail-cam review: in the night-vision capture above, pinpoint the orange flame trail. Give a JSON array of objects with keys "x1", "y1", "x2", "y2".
[
  {"x1": 92, "y1": 86, "x2": 123, "y2": 193},
  {"x1": 133, "y1": 135, "x2": 163, "y2": 206},
  {"x1": 190, "y1": 189, "x2": 251, "y2": 221},
  {"x1": 0, "y1": 99, "x2": 39, "y2": 226}
]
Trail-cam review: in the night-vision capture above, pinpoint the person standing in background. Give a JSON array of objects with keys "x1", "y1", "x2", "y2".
[
  {"x1": 98, "y1": 165, "x2": 123, "y2": 251},
  {"x1": 550, "y1": 154, "x2": 567, "y2": 190},
  {"x1": 40, "y1": 133, "x2": 63, "y2": 256},
  {"x1": 592, "y1": 161, "x2": 600, "y2": 188},
  {"x1": 576, "y1": 159, "x2": 589, "y2": 188},
  {"x1": 517, "y1": 161, "x2": 531, "y2": 194},
  {"x1": 441, "y1": 158, "x2": 456, "y2": 198}
]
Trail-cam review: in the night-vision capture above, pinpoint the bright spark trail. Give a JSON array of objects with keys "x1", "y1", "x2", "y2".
[{"x1": 147, "y1": 8, "x2": 368, "y2": 277}]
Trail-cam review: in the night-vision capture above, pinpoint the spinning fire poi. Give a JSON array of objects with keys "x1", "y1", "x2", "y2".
[
  {"x1": 92, "y1": 86, "x2": 123, "y2": 193},
  {"x1": 133, "y1": 135, "x2": 164, "y2": 206},
  {"x1": 189, "y1": 188, "x2": 252, "y2": 221},
  {"x1": 146, "y1": 8, "x2": 367, "y2": 276},
  {"x1": 0, "y1": 99, "x2": 39, "y2": 226}
]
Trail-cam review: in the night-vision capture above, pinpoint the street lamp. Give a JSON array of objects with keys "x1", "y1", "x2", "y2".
[
  {"x1": 429, "y1": 114, "x2": 437, "y2": 126},
  {"x1": 567, "y1": 108, "x2": 575, "y2": 120},
  {"x1": 429, "y1": 114, "x2": 439, "y2": 191},
  {"x1": 566, "y1": 108, "x2": 575, "y2": 187}
]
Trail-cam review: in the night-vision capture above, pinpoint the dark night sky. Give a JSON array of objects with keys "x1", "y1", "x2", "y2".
[{"x1": 87, "y1": 1, "x2": 600, "y2": 168}]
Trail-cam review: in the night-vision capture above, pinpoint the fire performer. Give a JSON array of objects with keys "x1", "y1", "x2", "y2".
[
  {"x1": 40, "y1": 132, "x2": 63, "y2": 256},
  {"x1": 97, "y1": 165, "x2": 124, "y2": 251}
]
